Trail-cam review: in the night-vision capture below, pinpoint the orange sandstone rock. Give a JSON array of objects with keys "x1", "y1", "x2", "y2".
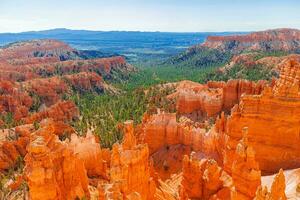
[
  {"x1": 180, "y1": 154, "x2": 232, "y2": 200},
  {"x1": 218, "y1": 58, "x2": 300, "y2": 174},
  {"x1": 23, "y1": 100, "x2": 79, "y2": 124},
  {"x1": 68, "y1": 128, "x2": 109, "y2": 179},
  {"x1": 24, "y1": 123, "x2": 90, "y2": 200},
  {"x1": 231, "y1": 128, "x2": 261, "y2": 199},
  {"x1": 98, "y1": 121, "x2": 156, "y2": 200},
  {"x1": 139, "y1": 112, "x2": 221, "y2": 180},
  {"x1": 0, "y1": 80, "x2": 33, "y2": 120},
  {"x1": 255, "y1": 169, "x2": 287, "y2": 200},
  {"x1": 174, "y1": 79, "x2": 265, "y2": 118},
  {"x1": 0, "y1": 124, "x2": 33, "y2": 171}
]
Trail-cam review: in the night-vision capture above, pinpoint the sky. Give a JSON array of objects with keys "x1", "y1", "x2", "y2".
[{"x1": 0, "y1": 0, "x2": 299, "y2": 33}]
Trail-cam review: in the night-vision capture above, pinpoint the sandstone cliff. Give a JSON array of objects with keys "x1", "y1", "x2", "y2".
[
  {"x1": 216, "y1": 58, "x2": 300, "y2": 174},
  {"x1": 202, "y1": 28, "x2": 300, "y2": 53}
]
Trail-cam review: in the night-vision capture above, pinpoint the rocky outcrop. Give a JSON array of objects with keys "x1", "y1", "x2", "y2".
[
  {"x1": 220, "y1": 53, "x2": 300, "y2": 77},
  {"x1": 98, "y1": 121, "x2": 156, "y2": 200},
  {"x1": 138, "y1": 112, "x2": 221, "y2": 179},
  {"x1": 217, "y1": 58, "x2": 300, "y2": 174},
  {"x1": 68, "y1": 128, "x2": 109, "y2": 179},
  {"x1": 0, "y1": 39, "x2": 79, "y2": 63},
  {"x1": 139, "y1": 112, "x2": 206, "y2": 153},
  {"x1": 202, "y1": 28, "x2": 300, "y2": 53},
  {"x1": 0, "y1": 80, "x2": 33, "y2": 120},
  {"x1": 255, "y1": 169, "x2": 287, "y2": 200},
  {"x1": 155, "y1": 173, "x2": 182, "y2": 200},
  {"x1": 173, "y1": 79, "x2": 265, "y2": 118},
  {"x1": 180, "y1": 154, "x2": 232, "y2": 200},
  {"x1": 23, "y1": 76, "x2": 69, "y2": 106},
  {"x1": 230, "y1": 128, "x2": 261, "y2": 199},
  {"x1": 24, "y1": 123, "x2": 90, "y2": 200},
  {"x1": 0, "y1": 124, "x2": 33, "y2": 171},
  {"x1": 0, "y1": 119, "x2": 75, "y2": 172},
  {"x1": 64, "y1": 72, "x2": 105, "y2": 93},
  {"x1": 23, "y1": 100, "x2": 79, "y2": 124},
  {"x1": 26, "y1": 56, "x2": 133, "y2": 78}
]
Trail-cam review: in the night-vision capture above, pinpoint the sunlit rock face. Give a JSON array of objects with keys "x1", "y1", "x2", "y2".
[
  {"x1": 138, "y1": 112, "x2": 221, "y2": 180},
  {"x1": 255, "y1": 169, "x2": 287, "y2": 200},
  {"x1": 24, "y1": 122, "x2": 90, "y2": 200},
  {"x1": 98, "y1": 121, "x2": 156, "y2": 200},
  {"x1": 0, "y1": 114, "x2": 76, "y2": 172},
  {"x1": 180, "y1": 154, "x2": 233, "y2": 200},
  {"x1": 230, "y1": 128, "x2": 261, "y2": 199},
  {"x1": 68, "y1": 130, "x2": 109, "y2": 179},
  {"x1": 173, "y1": 79, "x2": 265, "y2": 118},
  {"x1": 217, "y1": 58, "x2": 300, "y2": 174}
]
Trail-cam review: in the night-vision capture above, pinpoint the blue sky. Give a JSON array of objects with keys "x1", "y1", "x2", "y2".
[{"x1": 0, "y1": 0, "x2": 299, "y2": 33}]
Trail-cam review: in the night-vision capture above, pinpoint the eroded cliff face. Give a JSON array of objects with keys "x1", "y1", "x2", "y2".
[
  {"x1": 180, "y1": 155, "x2": 232, "y2": 200},
  {"x1": 24, "y1": 123, "x2": 90, "y2": 200},
  {"x1": 98, "y1": 121, "x2": 156, "y2": 200},
  {"x1": 230, "y1": 128, "x2": 261, "y2": 199},
  {"x1": 138, "y1": 111, "x2": 222, "y2": 180},
  {"x1": 217, "y1": 58, "x2": 300, "y2": 174},
  {"x1": 173, "y1": 79, "x2": 265, "y2": 118},
  {"x1": 255, "y1": 169, "x2": 287, "y2": 200},
  {"x1": 0, "y1": 39, "x2": 77, "y2": 63},
  {"x1": 0, "y1": 80, "x2": 33, "y2": 120},
  {"x1": 201, "y1": 28, "x2": 300, "y2": 53}
]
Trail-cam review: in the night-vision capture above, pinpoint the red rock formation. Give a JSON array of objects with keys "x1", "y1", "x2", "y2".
[
  {"x1": 0, "y1": 119, "x2": 75, "y2": 172},
  {"x1": 64, "y1": 72, "x2": 106, "y2": 93},
  {"x1": 0, "y1": 39, "x2": 77, "y2": 63},
  {"x1": 0, "y1": 80, "x2": 33, "y2": 120},
  {"x1": 180, "y1": 154, "x2": 232, "y2": 200},
  {"x1": 255, "y1": 169, "x2": 287, "y2": 200},
  {"x1": 68, "y1": 128, "x2": 109, "y2": 179},
  {"x1": 0, "y1": 124, "x2": 33, "y2": 171},
  {"x1": 98, "y1": 121, "x2": 156, "y2": 200},
  {"x1": 201, "y1": 28, "x2": 300, "y2": 53},
  {"x1": 173, "y1": 79, "x2": 265, "y2": 118},
  {"x1": 230, "y1": 128, "x2": 261, "y2": 199},
  {"x1": 23, "y1": 100, "x2": 79, "y2": 124},
  {"x1": 139, "y1": 112, "x2": 221, "y2": 180},
  {"x1": 217, "y1": 58, "x2": 300, "y2": 174},
  {"x1": 26, "y1": 56, "x2": 133, "y2": 77},
  {"x1": 155, "y1": 173, "x2": 182, "y2": 200},
  {"x1": 140, "y1": 113, "x2": 209, "y2": 154},
  {"x1": 23, "y1": 76, "x2": 69, "y2": 106},
  {"x1": 0, "y1": 55, "x2": 132, "y2": 83},
  {"x1": 24, "y1": 123, "x2": 90, "y2": 200}
]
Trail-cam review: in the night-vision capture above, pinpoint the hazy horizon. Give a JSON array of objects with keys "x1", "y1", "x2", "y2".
[
  {"x1": 0, "y1": 0, "x2": 299, "y2": 33},
  {"x1": 0, "y1": 27, "x2": 253, "y2": 34}
]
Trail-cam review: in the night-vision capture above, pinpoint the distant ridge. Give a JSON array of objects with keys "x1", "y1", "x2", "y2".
[{"x1": 168, "y1": 28, "x2": 300, "y2": 68}]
